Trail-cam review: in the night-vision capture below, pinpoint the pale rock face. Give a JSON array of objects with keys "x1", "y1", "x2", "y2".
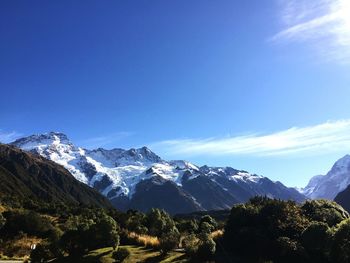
[
  {"x1": 301, "y1": 155, "x2": 350, "y2": 200},
  {"x1": 11, "y1": 132, "x2": 305, "y2": 212}
]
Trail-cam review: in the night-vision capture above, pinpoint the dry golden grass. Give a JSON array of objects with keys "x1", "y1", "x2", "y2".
[
  {"x1": 210, "y1": 229, "x2": 224, "y2": 240},
  {"x1": 127, "y1": 231, "x2": 160, "y2": 248},
  {"x1": 0, "y1": 234, "x2": 42, "y2": 258},
  {"x1": 0, "y1": 204, "x2": 7, "y2": 213}
]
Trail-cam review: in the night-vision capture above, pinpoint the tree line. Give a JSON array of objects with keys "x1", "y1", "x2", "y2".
[{"x1": 1, "y1": 197, "x2": 350, "y2": 262}]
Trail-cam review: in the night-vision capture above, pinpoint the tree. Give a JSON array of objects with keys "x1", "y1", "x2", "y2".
[
  {"x1": 159, "y1": 230, "x2": 180, "y2": 255},
  {"x1": 198, "y1": 215, "x2": 217, "y2": 233},
  {"x1": 301, "y1": 222, "x2": 331, "y2": 262},
  {"x1": 176, "y1": 219, "x2": 198, "y2": 234},
  {"x1": 330, "y1": 219, "x2": 350, "y2": 263},
  {"x1": 182, "y1": 234, "x2": 199, "y2": 257},
  {"x1": 223, "y1": 198, "x2": 310, "y2": 261},
  {"x1": 196, "y1": 234, "x2": 216, "y2": 261},
  {"x1": 89, "y1": 214, "x2": 120, "y2": 250},
  {"x1": 60, "y1": 212, "x2": 120, "y2": 256},
  {"x1": 146, "y1": 209, "x2": 178, "y2": 237},
  {"x1": 302, "y1": 200, "x2": 349, "y2": 227},
  {"x1": 2, "y1": 210, "x2": 53, "y2": 237}
]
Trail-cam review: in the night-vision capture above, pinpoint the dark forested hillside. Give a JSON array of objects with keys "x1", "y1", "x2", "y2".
[{"x1": 0, "y1": 144, "x2": 112, "y2": 208}]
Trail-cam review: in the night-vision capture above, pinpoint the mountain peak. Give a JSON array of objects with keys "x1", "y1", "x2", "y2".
[
  {"x1": 333, "y1": 154, "x2": 350, "y2": 169},
  {"x1": 11, "y1": 131, "x2": 72, "y2": 149}
]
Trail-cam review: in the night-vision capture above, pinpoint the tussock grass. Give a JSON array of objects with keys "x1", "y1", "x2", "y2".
[
  {"x1": 210, "y1": 229, "x2": 224, "y2": 240},
  {"x1": 127, "y1": 231, "x2": 160, "y2": 248},
  {"x1": 0, "y1": 234, "x2": 42, "y2": 258}
]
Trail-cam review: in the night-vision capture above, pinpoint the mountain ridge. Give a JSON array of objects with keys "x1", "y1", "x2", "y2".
[
  {"x1": 0, "y1": 143, "x2": 112, "y2": 208},
  {"x1": 10, "y1": 132, "x2": 305, "y2": 213},
  {"x1": 301, "y1": 154, "x2": 350, "y2": 200}
]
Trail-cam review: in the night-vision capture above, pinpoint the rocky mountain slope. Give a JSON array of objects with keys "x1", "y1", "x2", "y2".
[
  {"x1": 11, "y1": 132, "x2": 305, "y2": 213},
  {"x1": 0, "y1": 143, "x2": 112, "y2": 208},
  {"x1": 301, "y1": 155, "x2": 350, "y2": 200}
]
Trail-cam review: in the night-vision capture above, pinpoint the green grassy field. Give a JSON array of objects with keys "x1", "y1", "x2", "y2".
[{"x1": 53, "y1": 245, "x2": 188, "y2": 263}]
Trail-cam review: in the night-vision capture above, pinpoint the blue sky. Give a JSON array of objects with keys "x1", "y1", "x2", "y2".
[{"x1": 1, "y1": 0, "x2": 350, "y2": 187}]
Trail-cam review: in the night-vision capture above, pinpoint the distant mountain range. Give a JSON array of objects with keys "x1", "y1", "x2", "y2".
[
  {"x1": 0, "y1": 143, "x2": 111, "y2": 208},
  {"x1": 9, "y1": 132, "x2": 305, "y2": 214},
  {"x1": 301, "y1": 155, "x2": 350, "y2": 200}
]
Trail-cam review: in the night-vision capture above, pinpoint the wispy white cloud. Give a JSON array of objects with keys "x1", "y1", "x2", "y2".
[
  {"x1": 80, "y1": 132, "x2": 133, "y2": 149},
  {"x1": 0, "y1": 130, "x2": 22, "y2": 143},
  {"x1": 271, "y1": 0, "x2": 350, "y2": 63},
  {"x1": 151, "y1": 120, "x2": 350, "y2": 157}
]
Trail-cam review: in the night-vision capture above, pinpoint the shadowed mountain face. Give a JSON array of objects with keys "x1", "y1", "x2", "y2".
[
  {"x1": 335, "y1": 185, "x2": 350, "y2": 212},
  {"x1": 0, "y1": 144, "x2": 112, "y2": 208},
  {"x1": 10, "y1": 132, "x2": 306, "y2": 214}
]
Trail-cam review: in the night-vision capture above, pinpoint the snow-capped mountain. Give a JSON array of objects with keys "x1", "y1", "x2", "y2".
[
  {"x1": 11, "y1": 132, "x2": 305, "y2": 214},
  {"x1": 301, "y1": 155, "x2": 350, "y2": 200}
]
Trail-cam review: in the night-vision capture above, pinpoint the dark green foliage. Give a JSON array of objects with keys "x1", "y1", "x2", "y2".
[
  {"x1": 146, "y1": 208, "x2": 179, "y2": 237},
  {"x1": 60, "y1": 212, "x2": 120, "y2": 256},
  {"x1": 182, "y1": 234, "x2": 199, "y2": 257},
  {"x1": 30, "y1": 243, "x2": 53, "y2": 263},
  {"x1": 182, "y1": 232, "x2": 216, "y2": 261},
  {"x1": 1, "y1": 210, "x2": 53, "y2": 238},
  {"x1": 0, "y1": 213, "x2": 5, "y2": 229},
  {"x1": 302, "y1": 199, "x2": 349, "y2": 227},
  {"x1": 196, "y1": 234, "x2": 216, "y2": 261},
  {"x1": 330, "y1": 219, "x2": 350, "y2": 263},
  {"x1": 112, "y1": 247, "x2": 130, "y2": 262},
  {"x1": 198, "y1": 215, "x2": 217, "y2": 234},
  {"x1": 159, "y1": 230, "x2": 180, "y2": 255},
  {"x1": 175, "y1": 219, "x2": 198, "y2": 234},
  {"x1": 124, "y1": 210, "x2": 148, "y2": 234},
  {"x1": 223, "y1": 197, "x2": 310, "y2": 262},
  {"x1": 301, "y1": 222, "x2": 331, "y2": 262}
]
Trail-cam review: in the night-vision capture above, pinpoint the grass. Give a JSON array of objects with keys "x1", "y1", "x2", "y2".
[
  {"x1": 53, "y1": 245, "x2": 187, "y2": 263},
  {"x1": 127, "y1": 232, "x2": 160, "y2": 248},
  {"x1": 0, "y1": 234, "x2": 41, "y2": 259}
]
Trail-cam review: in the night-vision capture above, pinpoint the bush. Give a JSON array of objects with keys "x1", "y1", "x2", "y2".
[
  {"x1": 146, "y1": 209, "x2": 178, "y2": 237},
  {"x1": 301, "y1": 222, "x2": 331, "y2": 262},
  {"x1": 2, "y1": 210, "x2": 53, "y2": 238},
  {"x1": 159, "y1": 231, "x2": 180, "y2": 255},
  {"x1": 112, "y1": 247, "x2": 130, "y2": 262},
  {"x1": 198, "y1": 215, "x2": 217, "y2": 234},
  {"x1": 182, "y1": 234, "x2": 199, "y2": 257},
  {"x1": 30, "y1": 243, "x2": 53, "y2": 263},
  {"x1": 302, "y1": 200, "x2": 349, "y2": 227},
  {"x1": 330, "y1": 219, "x2": 350, "y2": 263},
  {"x1": 196, "y1": 235, "x2": 216, "y2": 261},
  {"x1": 60, "y1": 213, "x2": 120, "y2": 256}
]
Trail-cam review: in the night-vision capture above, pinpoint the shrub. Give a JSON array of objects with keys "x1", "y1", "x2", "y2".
[
  {"x1": 182, "y1": 234, "x2": 199, "y2": 257},
  {"x1": 112, "y1": 247, "x2": 130, "y2": 262},
  {"x1": 159, "y1": 231, "x2": 180, "y2": 255},
  {"x1": 2, "y1": 210, "x2": 53, "y2": 238},
  {"x1": 146, "y1": 209, "x2": 179, "y2": 237},
  {"x1": 302, "y1": 200, "x2": 349, "y2": 227},
  {"x1": 301, "y1": 222, "x2": 331, "y2": 261},
  {"x1": 330, "y1": 219, "x2": 350, "y2": 263},
  {"x1": 196, "y1": 235, "x2": 216, "y2": 261},
  {"x1": 198, "y1": 215, "x2": 217, "y2": 234},
  {"x1": 30, "y1": 243, "x2": 53, "y2": 263}
]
